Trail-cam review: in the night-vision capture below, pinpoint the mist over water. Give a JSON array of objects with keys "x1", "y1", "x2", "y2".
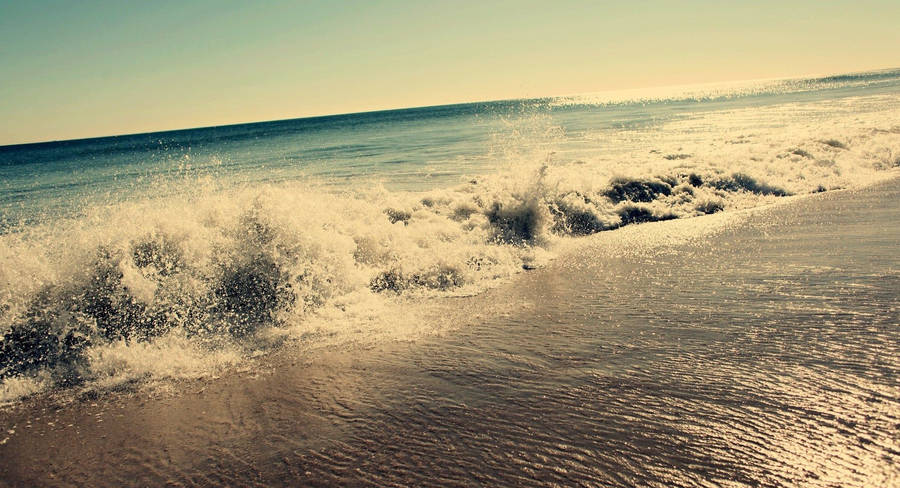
[{"x1": 1, "y1": 68, "x2": 900, "y2": 403}]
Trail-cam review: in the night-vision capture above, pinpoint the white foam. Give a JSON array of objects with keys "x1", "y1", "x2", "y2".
[{"x1": 1, "y1": 91, "x2": 898, "y2": 403}]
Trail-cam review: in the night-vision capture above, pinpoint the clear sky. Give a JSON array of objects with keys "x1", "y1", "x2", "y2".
[{"x1": 1, "y1": 0, "x2": 898, "y2": 145}]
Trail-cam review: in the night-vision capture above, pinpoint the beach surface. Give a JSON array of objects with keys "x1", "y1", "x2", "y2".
[{"x1": 1, "y1": 177, "x2": 897, "y2": 487}]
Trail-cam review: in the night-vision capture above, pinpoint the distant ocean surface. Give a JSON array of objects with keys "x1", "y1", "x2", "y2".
[
  {"x1": 1, "y1": 69, "x2": 900, "y2": 485},
  {"x1": 3, "y1": 68, "x2": 900, "y2": 227}
]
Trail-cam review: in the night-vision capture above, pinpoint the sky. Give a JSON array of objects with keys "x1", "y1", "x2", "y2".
[{"x1": 1, "y1": 0, "x2": 898, "y2": 145}]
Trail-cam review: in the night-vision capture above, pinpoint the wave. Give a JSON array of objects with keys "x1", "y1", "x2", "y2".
[{"x1": 2, "y1": 104, "x2": 900, "y2": 403}]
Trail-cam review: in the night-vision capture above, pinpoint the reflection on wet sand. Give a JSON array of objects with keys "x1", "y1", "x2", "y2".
[{"x1": 1, "y1": 180, "x2": 898, "y2": 487}]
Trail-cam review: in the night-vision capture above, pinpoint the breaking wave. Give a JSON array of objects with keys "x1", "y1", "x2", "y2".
[{"x1": 2, "y1": 103, "x2": 900, "y2": 404}]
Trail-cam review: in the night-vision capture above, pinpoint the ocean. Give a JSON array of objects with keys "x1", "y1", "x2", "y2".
[{"x1": 1, "y1": 69, "x2": 899, "y2": 486}]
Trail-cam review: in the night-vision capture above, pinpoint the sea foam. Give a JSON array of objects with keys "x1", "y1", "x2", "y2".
[{"x1": 1, "y1": 92, "x2": 899, "y2": 403}]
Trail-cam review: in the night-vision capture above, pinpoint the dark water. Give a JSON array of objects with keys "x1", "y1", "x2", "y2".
[{"x1": 1, "y1": 179, "x2": 896, "y2": 487}]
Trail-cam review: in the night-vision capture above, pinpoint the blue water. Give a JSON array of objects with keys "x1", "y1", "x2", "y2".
[{"x1": 3, "y1": 68, "x2": 900, "y2": 229}]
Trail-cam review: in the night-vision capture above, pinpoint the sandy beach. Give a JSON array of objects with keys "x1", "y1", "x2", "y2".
[{"x1": 2, "y1": 177, "x2": 897, "y2": 487}]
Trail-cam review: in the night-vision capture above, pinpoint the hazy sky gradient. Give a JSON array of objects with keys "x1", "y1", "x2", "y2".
[{"x1": 1, "y1": 0, "x2": 898, "y2": 145}]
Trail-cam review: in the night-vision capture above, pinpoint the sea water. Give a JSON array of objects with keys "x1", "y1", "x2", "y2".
[{"x1": 1, "y1": 68, "x2": 899, "y2": 403}]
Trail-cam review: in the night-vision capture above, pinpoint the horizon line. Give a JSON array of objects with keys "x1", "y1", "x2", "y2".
[{"x1": 3, "y1": 65, "x2": 897, "y2": 149}]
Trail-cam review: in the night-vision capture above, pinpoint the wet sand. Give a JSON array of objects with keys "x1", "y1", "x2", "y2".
[{"x1": 1, "y1": 179, "x2": 898, "y2": 487}]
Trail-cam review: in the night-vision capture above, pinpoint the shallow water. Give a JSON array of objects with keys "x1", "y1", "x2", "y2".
[{"x1": 1, "y1": 179, "x2": 896, "y2": 487}]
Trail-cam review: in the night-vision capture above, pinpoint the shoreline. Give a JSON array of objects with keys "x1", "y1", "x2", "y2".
[
  {"x1": 2, "y1": 170, "x2": 895, "y2": 409},
  {"x1": 1, "y1": 175, "x2": 897, "y2": 486}
]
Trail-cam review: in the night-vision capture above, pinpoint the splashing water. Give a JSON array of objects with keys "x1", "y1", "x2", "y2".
[{"x1": 1, "y1": 70, "x2": 900, "y2": 402}]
